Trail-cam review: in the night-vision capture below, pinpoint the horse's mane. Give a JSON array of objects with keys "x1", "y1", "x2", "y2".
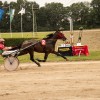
[{"x1": 43, "y1": 33, "x2": 54, "y2": 39}]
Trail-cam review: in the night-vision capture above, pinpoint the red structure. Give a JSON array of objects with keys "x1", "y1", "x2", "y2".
[{"x1": 72, "y1": 45, "x2": 89, "y2": 56}]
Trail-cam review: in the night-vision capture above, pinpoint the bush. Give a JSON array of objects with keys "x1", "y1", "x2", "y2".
[{"x1": 4, "y1": 38, "x2": 32, "y2": 46}]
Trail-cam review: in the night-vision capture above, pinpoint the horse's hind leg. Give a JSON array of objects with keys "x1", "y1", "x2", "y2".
[{"x1": 29, "y1": 51, "x2": 41, "y2": 67}]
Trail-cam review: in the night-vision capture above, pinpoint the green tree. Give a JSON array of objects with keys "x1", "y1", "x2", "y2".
[
  {"x1": 36, "y1": 7, "x2": 49, "y2": 31},
  {"x1": 69, "y1": 2, "x2": 90, "y2": 28},
  {"x1": 0, "y1": 1, "x2": 3, "y2": 6},
  {"x1": 91, "y1": 0, "x2": 100, "y2": 27},
  {"x1": 44, "y1": 2, "x2": 66, "y2": 30},
  {"x1": 1, "y1": 0, "x2": 100, "y2": 32}
]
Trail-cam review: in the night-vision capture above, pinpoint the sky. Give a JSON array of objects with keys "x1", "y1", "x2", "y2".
[{"x1": 1, "y1": 0, "x2": 92, "y2": 7}]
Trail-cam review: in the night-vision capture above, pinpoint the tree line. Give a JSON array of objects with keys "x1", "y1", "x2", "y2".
[{"x1": 0, "y1": 0, "x2": 100, "y2": 32}]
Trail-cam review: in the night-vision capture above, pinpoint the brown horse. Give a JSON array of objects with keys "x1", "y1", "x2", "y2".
[{"x1": 11, "y1": 30, "x2": 68, "y2": 66}]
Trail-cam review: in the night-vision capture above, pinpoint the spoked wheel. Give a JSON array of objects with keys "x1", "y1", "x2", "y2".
[{"x1": 4, "y1": 56, "x2": 19, "y2": 71}]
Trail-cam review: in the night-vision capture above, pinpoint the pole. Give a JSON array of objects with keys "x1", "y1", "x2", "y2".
[
  {"x1": 68, "y1": 17, "x2": 74, "y2": 45},
  {"x1": 20, "y1": 5, "x2": 23, "y2": 38},
  {"x1": 70, "y1": 17, "x2": 73, "y2": 32},
  {"x1": 0, "y1": 31, "x2": 1, "y2": 38},
  {"x1": 9, "y1": 5, "x2": 12, "y2": 38},
  {"x1": 32, "y1": 4, "x2": 35, "y2": 37},
  {"x1": 21, "y1": 14, "x2": 23, "y2": 38}
]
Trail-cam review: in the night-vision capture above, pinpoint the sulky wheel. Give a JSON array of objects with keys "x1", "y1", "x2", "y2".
[{"x1": 4, "y1": 56, "x2": 19, "y2": 71}]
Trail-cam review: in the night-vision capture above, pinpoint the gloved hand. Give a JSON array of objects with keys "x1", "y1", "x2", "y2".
[{"x1": 8, "y1": 47, "x2": 12, "y2": 50}]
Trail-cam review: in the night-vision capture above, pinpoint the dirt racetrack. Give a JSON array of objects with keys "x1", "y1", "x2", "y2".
[{"x1": 0, "y1": 61, "x2": 100, "y2": 100}]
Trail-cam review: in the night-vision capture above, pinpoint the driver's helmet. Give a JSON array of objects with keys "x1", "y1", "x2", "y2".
[{"x1": 0, "y1": 38, "x2": 5, "y2": 43}]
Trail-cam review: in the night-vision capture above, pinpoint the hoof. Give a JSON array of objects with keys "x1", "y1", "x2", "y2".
[
  {"x1": 38, "y1": 63, "x2": 41, "y2": 67},
  {"x1": 36, "y1": 59, "x2": 45, "y2": 62},
  {"x1": 36, "y1": 59, "x2": 42, "y2": 62},
  {"x1": 66, "y1": 58, "x2": 69, "y2": 61}
]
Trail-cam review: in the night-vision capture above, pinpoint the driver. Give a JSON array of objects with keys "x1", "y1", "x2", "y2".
[{"x1": 0, "y1": 38, "x2": 12, "y2": 55}]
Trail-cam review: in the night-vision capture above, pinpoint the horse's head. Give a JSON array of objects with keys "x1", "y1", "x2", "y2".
[{"x1": 56, "y1": 31, "x2": 67, "y2": 41}]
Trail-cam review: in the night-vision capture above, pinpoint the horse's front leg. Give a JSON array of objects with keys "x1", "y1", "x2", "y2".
[
  {"x1": 52, "y1": 51, "x2": 68, "y2": 61},
  {"x1": 37, "y1": 53, "x2": 49, "y2": 62},
  {"x1": 29, "y1": 51, "x2": 41, "y2": 67}
]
